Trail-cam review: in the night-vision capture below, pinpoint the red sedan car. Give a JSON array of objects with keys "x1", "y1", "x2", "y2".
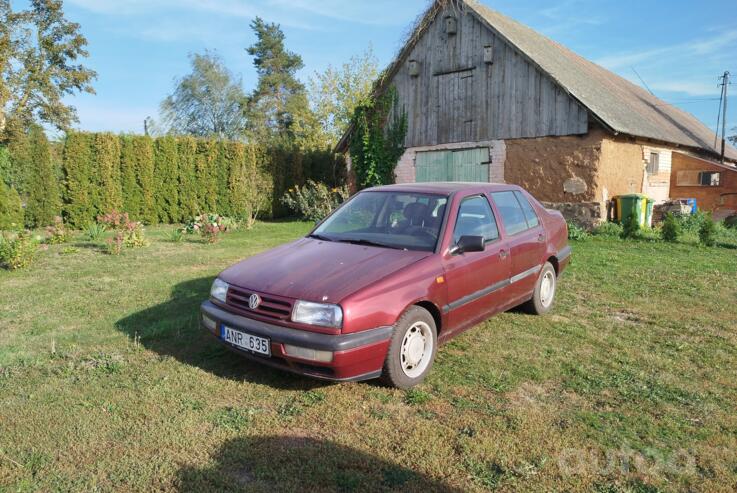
[{"x1": 201, "y1": 183, "x2": 570, "y2": 388}]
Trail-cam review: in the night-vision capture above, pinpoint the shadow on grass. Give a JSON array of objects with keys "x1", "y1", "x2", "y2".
[
  {"x1": 115, "y1": 277, "x2": 327, "y2": 390},
  {"x1": 176, "y1": 435, "x2": 462, "y2": 492}
]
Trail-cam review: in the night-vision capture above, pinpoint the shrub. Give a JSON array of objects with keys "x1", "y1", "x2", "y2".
[
  {"x1": 229, "y1": 144, "x2": 270, "y2": 229},
  {"x1": 85, "y1": 223, "x2": 107, "y2": 242},
  {"x1": 281, "y1": 180, "x2": 350, "y2": 222},
  {"x1": 93, "y1": 133, "x2": 123, "y2": 215},
  {"x1": 24, "y1": 126, "x2": 61, "y2": 227},
  {"x1": 177, "y1": 136, "x2": 199, "y2": 220},
  {"x1": 566, "y1": 221, "x2": 589, "y2": 241},
  {"x1": 183, "y1": 213, "x2": 234, "y2": 244},
  {"x1": 97, "y1": 210, "x2": 148, "y2": 249},
  {"x1": 677, "y1": 211, "x2": 708, "y2": 233},
  {"x1": 0, "y1": 231, "x2": 39, "y2": 270},
  {"x1": 592, "y1": 221, "x2": 623, "y2": 238},
  {"x1": 153, "y1": 136, "x2": 180, "y2": 223},
  {"x1": 0, "y1": 181, "x2": 24, "y2": 230},
  {"x1": 168, "y1": 228, "x2": 184, "y2": 243},
  {"x1": 105, "y1": 231, "x2": 124, "y2": 256},
  {"x1": 123, "y1": 220, "x2": 148, "y2": 248},
  {"x1": 45, "y1": 216, "x2": 71, "y2": 245},
  {"x1": 621, "y1": 212, "x2": 641, "y2": 239},
  {"x1": 699, "y1": 215, "x2": 717, "y2": 247},
  {"x1": 62, "y1": 132, "x2": 96, "y2": 228},
  {"x1": 660, "y1": 213, "x2": 681, "y2": 243}
]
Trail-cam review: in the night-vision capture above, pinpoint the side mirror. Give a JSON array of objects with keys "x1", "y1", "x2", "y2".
[{"x1": 451, "y1": 235, "x2": 485, "y2": 255}]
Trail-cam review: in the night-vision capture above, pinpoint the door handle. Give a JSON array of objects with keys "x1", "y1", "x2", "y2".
[
  {"x1": 499, "y1": 249, "x2": 509, "y2": 259},
  {"x1": 538, "y1": 234, "x2": 546, "y2": 243}
]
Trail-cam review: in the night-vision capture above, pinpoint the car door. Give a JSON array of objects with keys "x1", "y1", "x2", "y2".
[
  {"x1": 489, "y1": 190, "x2": 546, "y2": 305},
  {"x1": 442, "y1": 194, "x2": 511, "y2": 335}
]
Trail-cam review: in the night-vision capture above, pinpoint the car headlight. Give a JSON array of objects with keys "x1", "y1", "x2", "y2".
[
  {"x1": 210, "y1": 278, "x2": 229, "y2": 303},
  {"x1": 292, "y1": 301, "x2": 343, "y2": 328}
]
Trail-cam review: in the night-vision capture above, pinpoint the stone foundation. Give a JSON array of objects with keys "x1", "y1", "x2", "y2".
[{"x1": 542, "y1": 202, "x2": 602, "y2": 230}]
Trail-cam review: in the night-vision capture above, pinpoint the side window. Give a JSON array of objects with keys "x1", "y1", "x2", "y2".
[
  {"x1": 514, "y1": 191, "x2": 540, "y2": 228},
  {"x1": 491, "y1": 191, "x2": 529, "y2": 236},
  {"x1": 453, "y1": 195, "x2": 499, "y2": 244}
]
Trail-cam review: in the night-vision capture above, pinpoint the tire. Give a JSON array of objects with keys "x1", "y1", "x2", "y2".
[
  {"x1": 523, "y1": 262, "x2": 557, "y2": 316},
  {"x1": 381, "y1": 306, "x2": 438, "y2": 389}
]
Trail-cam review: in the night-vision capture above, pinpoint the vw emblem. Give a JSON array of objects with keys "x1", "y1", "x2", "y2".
[{"x1": 248, "y1": 294, "x2": 261, "y2": 310}]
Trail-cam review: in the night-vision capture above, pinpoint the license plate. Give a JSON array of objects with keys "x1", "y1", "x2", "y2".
[{"x1": 221, "y1": 325, "x2": 271, "y2": 357}]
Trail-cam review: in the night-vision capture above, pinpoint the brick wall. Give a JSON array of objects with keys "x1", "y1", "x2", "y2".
[{"x1": 670, "y1": 151, "x2": 737, "y2": 219}]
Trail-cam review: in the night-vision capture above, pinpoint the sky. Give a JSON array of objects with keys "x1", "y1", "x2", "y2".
[{"x1": 15, "y1": 0, "x2": 737, "y2": 138}]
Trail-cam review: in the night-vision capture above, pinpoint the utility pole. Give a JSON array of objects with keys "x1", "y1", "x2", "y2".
[{"x1": 718, "y1": 71, "x2": 730, "y2": 163}]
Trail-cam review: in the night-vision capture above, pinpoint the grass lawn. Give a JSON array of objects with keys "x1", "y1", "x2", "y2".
[{"x1": 1, "y1": 222, "x2": 736, "y2": 492}]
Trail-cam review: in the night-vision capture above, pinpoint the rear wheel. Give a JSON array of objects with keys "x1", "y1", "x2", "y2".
[
  {"x1": 381, "y1": 306, "x2": 438, "y2": 389},
  {"x1": 524, "y1": 262, "x2": 557, "y2": 315}
]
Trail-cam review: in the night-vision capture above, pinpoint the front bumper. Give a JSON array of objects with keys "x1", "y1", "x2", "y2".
[{"x1": 200, "y1": 300, "x2": 392, "y2": 382}]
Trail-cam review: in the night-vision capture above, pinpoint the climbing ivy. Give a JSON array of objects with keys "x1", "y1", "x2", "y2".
[{"x1": 349, "y1": 86, "x2": 407, "y2": 189}]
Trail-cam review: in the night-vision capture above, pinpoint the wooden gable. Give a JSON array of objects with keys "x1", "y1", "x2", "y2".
[{"x1": 388, "y1": 5, "x2": 589, "y2": 147}]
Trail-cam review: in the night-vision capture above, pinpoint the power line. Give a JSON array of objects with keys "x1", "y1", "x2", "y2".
[
  {"x1": 631, "y1": 67, "x2": 655, "y2": 96},
  {"x1": 651, "y1": 97, "x2": 721, "y2": 108}
]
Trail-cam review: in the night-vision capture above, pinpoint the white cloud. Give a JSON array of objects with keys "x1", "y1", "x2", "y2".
[
  {"x1": 66, "y1": 0, "x2": 415, "y2": 29},
  {"x1": 596, "y1": 29, "x2": 737, "y2": 70},
  {"x1": 593, "y1": 28, "x2": 737, "y2": 97},
  {"x1": 537, "y1": 0, "x2": 605, "y2": 35}
]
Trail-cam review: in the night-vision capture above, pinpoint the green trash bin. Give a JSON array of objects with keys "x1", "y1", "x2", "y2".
[{"x1": 614, "y1": 194, "x2": 649, "y2": 227}]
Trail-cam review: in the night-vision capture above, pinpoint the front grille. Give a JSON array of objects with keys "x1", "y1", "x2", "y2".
[{"x1": 226, "y1": 286, "x2": 293, "y2": 320}]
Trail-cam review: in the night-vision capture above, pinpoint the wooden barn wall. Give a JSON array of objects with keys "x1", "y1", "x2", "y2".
[{"x1": 389, "y1": 6, "x2": 589, "y2": 148}]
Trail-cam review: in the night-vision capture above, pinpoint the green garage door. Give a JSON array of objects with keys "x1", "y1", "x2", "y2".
[{"x1": 415, "y1": 148, "x2": 489, "y2": 183}]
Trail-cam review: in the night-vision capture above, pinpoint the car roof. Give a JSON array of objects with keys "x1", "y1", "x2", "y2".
[{"x1": 365, "y1": 182, "x2": 520, "y2": 195}]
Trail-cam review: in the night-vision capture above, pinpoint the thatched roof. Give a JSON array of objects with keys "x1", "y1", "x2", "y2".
[
  {"x1": 338, "y1": 0, "x2": 737, "y2": 162},
  {"x1": 465, "y1": 0, "x2": 737, "y2": 160}
]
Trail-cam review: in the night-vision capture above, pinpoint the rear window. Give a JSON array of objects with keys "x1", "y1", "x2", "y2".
[
  {"x1": 491, "y1": 191, "x2": 529, "y2": 236},
  {"x1": 514, "y1": 191, "x2": 540, "y2": 228}
]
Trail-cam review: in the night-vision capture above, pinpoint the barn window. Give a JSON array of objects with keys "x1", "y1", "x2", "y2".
[
  {"x1": 647, "y1": 152, "x2": 660, "y2": 174},
  {"x1": 483, "y1": 45, "x2": 494, "y2": 64},
  {"x1": 444, "y1": 15, "x2": 457, "y2": 35},
  {"x1": 699, "y1": 172, "x2": 721, "y2": 186},
  {"x1": 408, "y1": 60, "x2": 420, "y2": 77}
]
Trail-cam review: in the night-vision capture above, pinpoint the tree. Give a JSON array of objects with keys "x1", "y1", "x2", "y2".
[
  {"x1": 153, "y1": 136, "x2": 179, "y2": 223},
  {"x1": 160, "y1": 52, "x2": 247, "y2": 140},
  {"x1": 62, "y1": 131, "x2": 94, "y2": 227},
  {"x1": 0, "y1": 179, "x2": 23, "y2": 229},
  {"x1": 93, "y1": 133, "x2": 122, "y2": 214},
  {"x1": 24, "y1": 125, "x2": 60, "y2": 227},
  {"x1": 309, "y1": 47, "x2": 379, "y2": 147},
  {"x1": 1, "y1": 0, "x2": 96, "y2": 137},
  {"x1": 245, "y1": 18, "x2": 315, "y2": 144},
  {"x1": 729, "y1": 127, "x2": 736, "y2": 146}
]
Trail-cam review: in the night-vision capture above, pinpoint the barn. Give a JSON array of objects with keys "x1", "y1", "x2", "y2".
[{"x1": 337, "y1": 0, "x2": 737, "y2": 224}]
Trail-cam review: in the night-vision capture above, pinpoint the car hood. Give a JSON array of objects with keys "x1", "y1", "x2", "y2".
[{"x1": 219, "y1": 237, "x2": 431, "y2": 303}]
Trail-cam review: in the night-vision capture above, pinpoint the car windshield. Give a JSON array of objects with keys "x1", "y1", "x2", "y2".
[{"x1": 312, "y1": 191, "x2": 449, "y2": 252}]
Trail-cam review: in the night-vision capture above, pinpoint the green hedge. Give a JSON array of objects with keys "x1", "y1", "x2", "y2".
[
  {"x1": 34, "y1": 133, "x2": 344, "y2": 227},
  {"x1": 1, "y1": 131, "x2": 345, "y2": 228}
]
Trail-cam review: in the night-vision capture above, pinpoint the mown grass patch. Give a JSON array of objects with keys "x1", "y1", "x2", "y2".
[{"x1": 1, "y1": 222, "x2": 736, "y2": 491}]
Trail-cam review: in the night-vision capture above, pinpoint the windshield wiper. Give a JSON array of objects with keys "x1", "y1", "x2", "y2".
[
  {"x1": 308, "y1": 233, "x2": 334, "y2": 242},
  {"x1": 334, "y1": 238, "x2": 404, "y2": 250}
]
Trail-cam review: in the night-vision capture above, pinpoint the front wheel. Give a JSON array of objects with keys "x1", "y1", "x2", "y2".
[
  {"x1": 524, "y1": 262, "x2": 557, "y2": 315},
  {"x1": 381, "y1": 306, "x2": 438, "y2": 389}
]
